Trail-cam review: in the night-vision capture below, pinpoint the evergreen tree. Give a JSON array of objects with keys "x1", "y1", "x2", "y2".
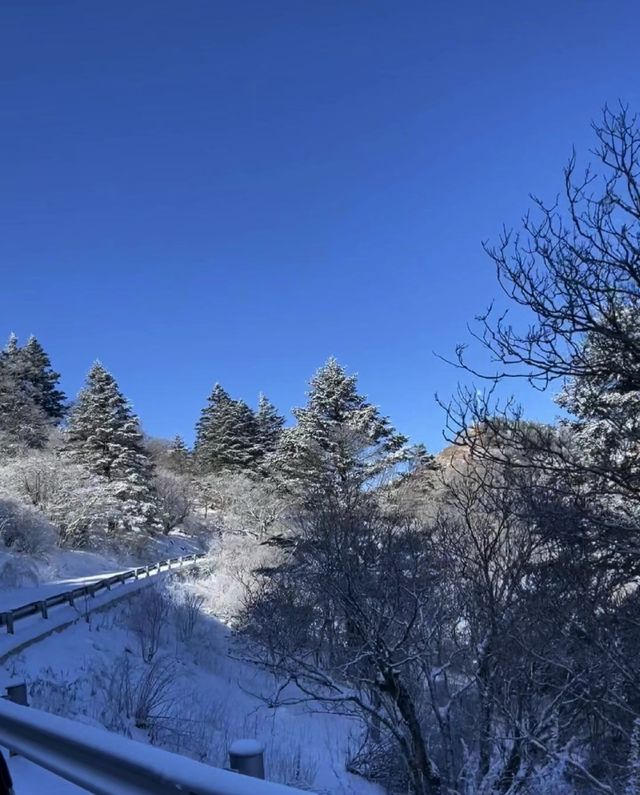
[
  {"x1": 4, "y1": 333, "x2": 18, "y2": 356},
  {"x1": 255, "y1": 393, "x2": 285, "y2": 456},
  {"x1": 0, "y1": 334, "x2": 50, "y2": 451},
  {"x1": 20, "y1": 336, "x2": 66, "y2": 422},
  {"x1": 67, "y1": 362, "x2": 160, "y2": 534},
  {"x1": 194, "y1": 384, "x2": 260, "y2": 473},
  {"x1": 276, "y1": 357, "x2": 410, "y2": 501},
  {"x1": 233, "y1": 398, "x2": 261, "y2": 468}
]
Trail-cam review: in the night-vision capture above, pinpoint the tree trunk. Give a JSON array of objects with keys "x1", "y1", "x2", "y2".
[{"x1": 382, "y1": 669, "x2": 441, "y2": 795}]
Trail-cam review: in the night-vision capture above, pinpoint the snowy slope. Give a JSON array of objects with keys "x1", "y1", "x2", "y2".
[
  {"x1": 2, "y1": 591, "x2": 382, "y2": 795},
  {"x1": 0, "y1": 530, "x2": 204, "y2": 609}
]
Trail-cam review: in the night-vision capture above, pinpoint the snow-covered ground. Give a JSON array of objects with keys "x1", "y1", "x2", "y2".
[{"x1": 1, "y1": 582, "x2": 382, "y2": 795}]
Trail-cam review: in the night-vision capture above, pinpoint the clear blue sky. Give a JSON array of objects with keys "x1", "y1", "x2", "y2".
[{"x1": 2, "y1": 1, "x2": 639, "y2": 452}]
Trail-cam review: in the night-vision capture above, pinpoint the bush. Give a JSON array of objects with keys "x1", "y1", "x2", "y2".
[
  {"x1": 0, "y1": 452, "x2": 123, "y2": 550},
  {"x1": 196, "y1": 531, "x2": 284, "y2": 624},
  {"x1": 0, "y1": 496, "x2": 56, "y2": 555},
  {"x1": 170, "y1": 587, "x2": 205, "y2": 642},
  {"x1": 128, "y1": 588, "x2": 169, "y2": 662},
  {"x1": 0, "y1": 555, "x2": 40, "y2": 588}
]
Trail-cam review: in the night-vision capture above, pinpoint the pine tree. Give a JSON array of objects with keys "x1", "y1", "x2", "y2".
[
  {"x1": 233, "y1": 399, "x2": 262, "y2": 468},
  {"x1": 255, "y1": 393, "x2": 285, "y2": 456},
  {"x1": 4, "y1": 333, "x2": 18, "y2": 356},
  {"x1": 20, "y1": 336, "x2": 66, "y2": 422},
  {"x1": 276, "y1": 357, "x2": 410, "y2": 501},
  {"x1": 67, "y1": 362, "x2": 160, "y2": 535},
  {"x1": 194, "y1": 384, "x2": 260, "y2": 474},
  {"x1": 0, "y1": 334, "x2": 50, "y2": 452}
]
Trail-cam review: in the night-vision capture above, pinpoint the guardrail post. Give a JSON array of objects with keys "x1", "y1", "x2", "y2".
[
  {"x1": 4, "y1": 682, "x2": 28, "y2": 757},
  {"x1": 229, "y1": 740, "x2": 265, "y2": 779},
  {"x1": 167, "y1": 559, "x2": 172, "y2": 571},
  {"x1": 2, "y1": 612, "x2": 14, "y2": 635},
  {"x1": 39, "y1": 601, "x2": 49, "y2": 619},
  {"x1": 67, "y1": 592, "x2": 75, "y2": 607},
  {"x1": 5, "y1": 683, "x2": 28, "y2": 707}
]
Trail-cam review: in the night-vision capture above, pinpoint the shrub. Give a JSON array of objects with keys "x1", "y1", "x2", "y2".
[
  {"x1": 171, "y1": 587, "x2": 205, "y2": 643},
  {"x1": 128, "y1": 588, "x2": 169, "y2": 662},
  {"x1": 0, "y1": 496, "x2": 56, "y2": 555}
]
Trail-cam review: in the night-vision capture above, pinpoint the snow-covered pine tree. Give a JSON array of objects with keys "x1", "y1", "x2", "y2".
[
  {"x1": 66, "y1": 362, "x2": 161, "y2": 536},
  {"x1": 275, "y1": 357, "x2": 410, "y2": 502},
  {"x1": 20, "y1": 335, "x2": 66, "y2": 422},
  {"x1": 233, "y1": 398, "x2": 262, "y2": 469},
  {"x1": 194, "y1": 384, "x2": 261, "y2": 474},
  {"x1": 0, "y1": 334, "x2": 50, "y2": 452},
  {"x1": 255, "y1": 393, "x2": 285, "y2": 456},
  {"x1": 4, "y1": 333, "x2": 18, "y2": 356}
]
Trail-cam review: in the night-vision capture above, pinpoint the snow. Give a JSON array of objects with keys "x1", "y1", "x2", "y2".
[
  {"x1": 0, "y1": 562, "x2": 130, "y2": 614},
  {"x1": 0, "y1": 697, "x2": 314, "y2": 795},
  {"x1": 2, "y1": 586, "x2": 382, "y2": 795},
  {"x1": 229, "y1": 739, "x2": 265, "y2": 756},
  {"x1": 0, "y1": 532, "x2": 204, "y2": 609},
  {"x1": 0, "y1": 553, "x2": 202, "y2": 666}
]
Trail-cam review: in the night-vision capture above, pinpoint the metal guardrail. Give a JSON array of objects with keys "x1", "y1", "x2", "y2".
[
  {"x1": 0, "y1": 553, "x2": 206, "y2": 634},
  {"x1": 0, "y1": 688, "x2": 311, "y2": 795}
]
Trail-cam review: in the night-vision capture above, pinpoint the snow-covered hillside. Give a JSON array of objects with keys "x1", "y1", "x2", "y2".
[{"x1": 0, "y1": 577, "x2": 381, "y2": 794}]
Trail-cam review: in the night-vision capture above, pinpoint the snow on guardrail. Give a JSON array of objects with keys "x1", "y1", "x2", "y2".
[{"x1": 0, "y1": 697, "x2": 313, "y2": 795}]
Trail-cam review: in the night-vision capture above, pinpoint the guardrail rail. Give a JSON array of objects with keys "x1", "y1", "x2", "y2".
[{"x1": 0, "y1": 552, "x2": 206, "y2": 634}]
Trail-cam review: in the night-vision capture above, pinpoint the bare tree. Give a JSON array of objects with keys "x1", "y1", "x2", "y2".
[
  {"x1": 444, "y1": 106, "x2": 640, "y2": 516},
  {"x1": 154, "y1": 469, "x2": 193, "y2": 534},
  {"x1": 171, "y1": 588, "x2": 205, "y2": 642},
  {"x1": 242, "y1": 494, "x2": 451, "y2": 795}
]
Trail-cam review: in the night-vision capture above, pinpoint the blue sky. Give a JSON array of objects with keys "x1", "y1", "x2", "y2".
[{"x1": 1, "y1": 1, "x2": 639, "y2": 452}]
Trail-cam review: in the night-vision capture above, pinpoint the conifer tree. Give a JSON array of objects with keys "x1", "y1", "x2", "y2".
[
  {"x1": 4, "y1": 333, "x2": 18, "y2": 356},
  {"x1": 276, "y1": 357, "x2": 410, "y2": 501},
  {"x1": 67, "y1": 362, "x2": 160, "y2": 534},
  {"x1": 233, "y1": 398, "x2": 261, "y2": 468},
  {"x1": 20, "y1": 335, "x2": 66, "y2": 422},
  {"x1": 194, "y1": 384, "x2": 260, "y2": 473},
  {"x1": 0, "y1": 334, "x2": 50, "y2": 451},
  {"x1": 256, "y1": 393, "x2": 285, "y2": 456}
]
